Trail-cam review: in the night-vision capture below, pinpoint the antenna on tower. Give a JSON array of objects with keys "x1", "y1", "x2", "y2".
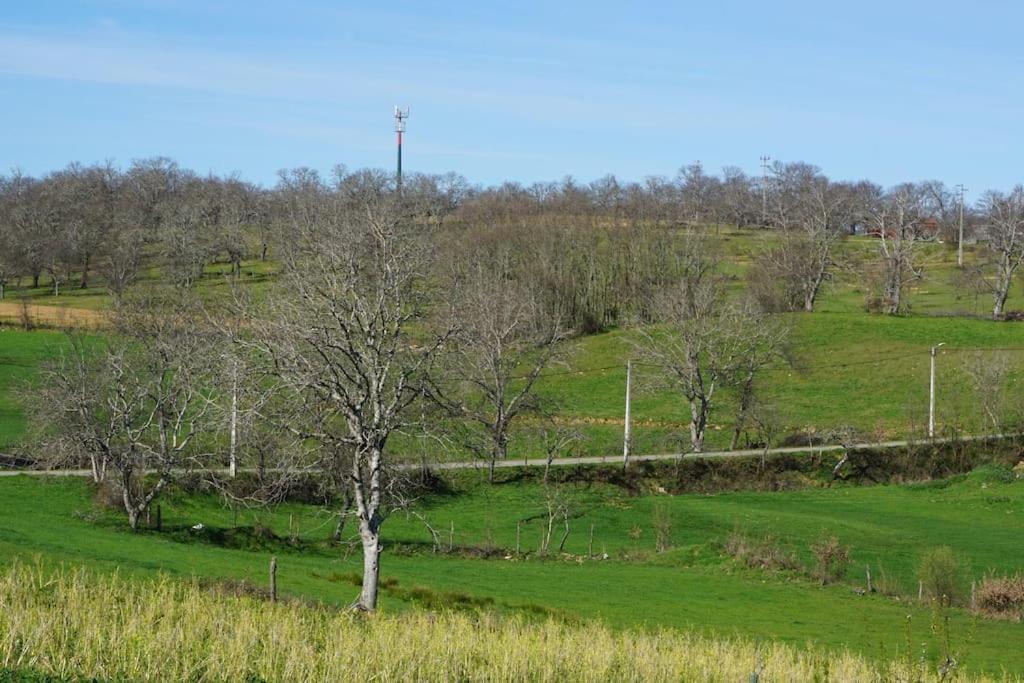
[{"x1": 394, "y1": 106, "x2": 409, "y2": 191}]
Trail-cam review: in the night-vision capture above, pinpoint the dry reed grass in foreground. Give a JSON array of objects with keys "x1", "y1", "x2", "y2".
[{"x1": 0, "y1": 563, "x2": 1013, "y2": 682}]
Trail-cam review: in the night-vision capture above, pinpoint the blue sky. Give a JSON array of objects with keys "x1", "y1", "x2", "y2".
[{"x1": 1, "y1": 1, "x2": 1022, "y2": 194}]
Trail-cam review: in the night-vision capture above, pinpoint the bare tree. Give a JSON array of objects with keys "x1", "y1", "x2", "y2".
[
  {"x1": 757, "y1": 163, "x2": 855, "y2": 312},
  {"x1": 729, "y1": 303, "x2": 789, "y2": 449},
  {"x1": 535, "y1": 421, "x2": 584, "y2": 484},
  {"x1": 636, "y1": 232, "x2": 783, "y2": 452},
  {"x1": 869, "y1": 184, "x2": 930, "y2": 315},
  {"x1": 250, "y1": 180, "x2": 450, "y2": 611},
  {"x1": 979, "y1": 187, "x2": 1024, "y2": 319},
  {"x1": 961, "y1": 351, "x2": 1016, "y2": 431},
  {"x1": 32, "y1": 293, "x2": 214, "y2": 528},
  {"x1": 160, "y1": 175, "x2": 219, "y2": 289},
  {"x1": 432, "y1": 237, "x2": 567, "y2": 481},
  {"x1": 0, "y1": 174, "x2": 21, "y2": 299},
  {"x1": 99, "y1": 226, "x2": 146, "y2": 298}
]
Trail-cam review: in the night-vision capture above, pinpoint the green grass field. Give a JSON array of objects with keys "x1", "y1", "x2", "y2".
[
  {"x1": 0, "y1": 466, "x2": 1021, "y2": 675},
  {"x1": 2, "y1": 230, "x2": 1024, "y2": 677}
]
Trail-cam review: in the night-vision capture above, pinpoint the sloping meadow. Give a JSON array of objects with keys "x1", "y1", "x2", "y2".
[{"x1": 0, "y1": 562, "x2": 1015, "y2": 683}]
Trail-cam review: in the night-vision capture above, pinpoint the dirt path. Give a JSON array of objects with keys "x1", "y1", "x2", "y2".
[{"x1": 0, "y1": 302, "x2": 108, "y2": 329}]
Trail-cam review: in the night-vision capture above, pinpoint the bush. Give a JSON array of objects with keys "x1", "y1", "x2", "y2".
[
  {"x1": 918, "y1": 546, "x2": 965, "y2": 605},
  {"x1": 974, "y1": 574, "x2": 1024, "y2": 620},
  {"x1": 811, "y1": 533, "x2": 850, "y2": 585},
  {"x1": 724, "y1": 531, "x2": 799, "y2": 572},
  {"x1": 651, "y1": 502, "x2": 673, "y2": 552},
  {"x1": 94, "y1": 477, "x2": 125, "y2": 510}
]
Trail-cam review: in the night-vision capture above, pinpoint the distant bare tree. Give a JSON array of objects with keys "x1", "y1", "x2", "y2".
[
  {"x1": 979, "y1": 187, "x2": 1024, "y2": 319},
  {"x1": 716, "y1": 166, "x2": 757, "y2": 228},
  {"x1": 160, "y1": 177, "x2": 219, "y2": 289},
  {"x1": 678, "y1": 161, "x2": 718, "y2": 225},
  {"x1": 729, "y1": 302, "x2": 789, "y2": 449},
  {"x1": 432, "y1": 236, "x2": 567, "y2": 481},
  {"x1": 0, "y1": 175, "x2": 21, "y2": 299},
  {"x1": 757, "y1": 163, "x2": 855, "y2": 312},
  {"x1": 869, "y1": 184, "x2": 930, "y2": 314},
  {"x1": 636, "y1": 232, "x2": 784, "y2": 452},
  {"x1": 961, "y1": 351, "x2": 1016, "y2": 431}
]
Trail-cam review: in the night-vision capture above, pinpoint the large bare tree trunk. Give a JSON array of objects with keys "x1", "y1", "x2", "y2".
[
  {"x1": 357, "y1": 524, "x2": 381, "y2": 610},
  {"x1": 353, "y1": 445, "x2": 384, "y2": 611},
  {"x1": 689, "y1": 396, "x2": 708, "y2": 452},
  {"x1": 993, "y1": 255, "x2": 1012, "y2": 319}
]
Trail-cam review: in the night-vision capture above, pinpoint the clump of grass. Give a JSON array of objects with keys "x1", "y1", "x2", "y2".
[
  {"x1": 0, "y1": 561, "x2": 997, "y2": 682},
  {"x1": 873, "y1": 564, "x2": 902, "y2": 597}
]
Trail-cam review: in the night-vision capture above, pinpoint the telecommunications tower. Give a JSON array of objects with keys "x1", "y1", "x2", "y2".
[{"x1": 394, "y1": 106, "x2": 409, "y2": 190}]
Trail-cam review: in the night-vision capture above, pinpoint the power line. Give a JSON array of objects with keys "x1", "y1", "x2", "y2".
[{"x1": 522, "y1": 345, "x2": 1024, "y2": 382}]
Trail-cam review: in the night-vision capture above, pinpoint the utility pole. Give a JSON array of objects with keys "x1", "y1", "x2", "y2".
[
  {"x1": 956, "y1": 184, "x2": 967, "y2": 267},
  {"x1": 928, "y1": 343, "x2": 945, "y2": 438},
  {"x1": 759, "y1": 155, "x2": 771, "y2": 225},
  {"x1": 394, "y1": 106, "x2": 409, "y2": 192},
  {"x1": 622, "y1": 360, "x2": 632, "y2": 469},
  {"x1": 228, "y1": 358, "x2": 238, "y2": 478}
]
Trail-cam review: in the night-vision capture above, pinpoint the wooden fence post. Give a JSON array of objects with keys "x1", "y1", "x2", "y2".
[
  {"x1": 866, "y1": 564, "x2": 872, "y2": 593},
  {"x1": 269, "y1": 556, "x2": 278, "y2": 603}
]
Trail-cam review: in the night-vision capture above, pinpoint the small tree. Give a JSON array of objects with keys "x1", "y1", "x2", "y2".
[
  {"x1": 811, "y1": 533, "x2": 851, "y2": 585},
  {"x1": 979, "y1": 187, "x2": 1024, "y2": 319},
  {"x1": 433, "y1": 237, "x2": 567, "y2": 481},
  {"x1": 34, "y1": 293, "x2": 214, "y2": 529},
  {"x1": 868, "y1": 184, "x2": 930, "y2": 315},
  {"x1": 919, "y1": 546, "x2": 965, "y2": 605},
  {"x1": 652, "y1": 501, "x2": 674, "y2": 552},
  {"x1": 637, "y1": 235, "x2": 786, "y2": 453},
  {"x1": 961, "y1": 351, "x2": 1016, "y2": 432}
]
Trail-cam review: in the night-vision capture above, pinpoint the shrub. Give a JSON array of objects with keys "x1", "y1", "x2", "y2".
[
  {"x1": 651, "y1": 502, "x2": 673, "y2": 552},
  {"x1": 94, "y1": 477, "x2": 125, "y2": 510},
  {"x1": 974, "y1": 574, "x2": 1024, "y2": 620},
  {"x1": 811, "y1": 533, "x2": 850, "y2": 585},
  {"x1": 919, "y1": 546, "x2": 965, "y2": 605},
  {"x1": 724, "y1": 531, "x2": 799, "y2": 572}
]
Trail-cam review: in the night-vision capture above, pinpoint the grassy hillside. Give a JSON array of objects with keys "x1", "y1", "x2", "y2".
[
  {"x1": 0, "y1": 330, "x2": 69, "y2": 451},
  {"x1": 3, "y1": 227, "x2": 1023, "y2": 458},
  {"x1": 0, "y1": 468, "x2": 1021, "y2": 675},
  {"x1": 2, "y1": 314, "x2": 1023, "y2": 458}
]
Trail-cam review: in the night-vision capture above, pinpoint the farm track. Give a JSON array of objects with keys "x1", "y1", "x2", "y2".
[{"x1": 0, "y1": 302, "x2": 107, "y2": 328}]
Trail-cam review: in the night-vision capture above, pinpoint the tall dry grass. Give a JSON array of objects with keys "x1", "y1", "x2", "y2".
[{"x1": 0, "y1": 562, "x2": 1011, "y2": 682}]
